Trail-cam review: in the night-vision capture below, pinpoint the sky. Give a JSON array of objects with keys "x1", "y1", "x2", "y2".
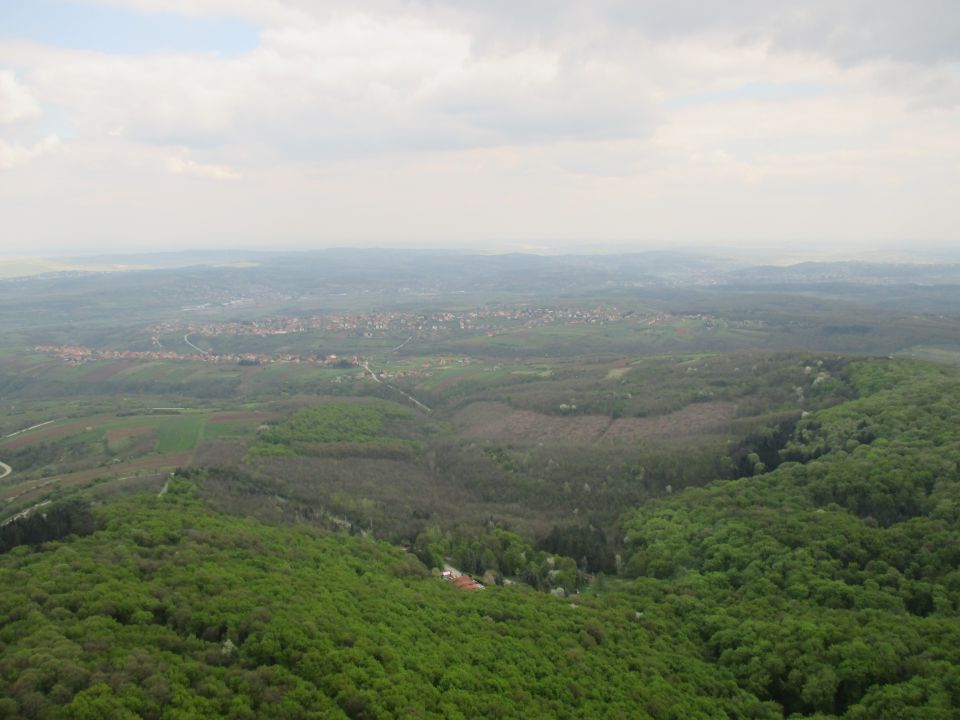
[{"x1": 0, "y1": 0, "x2": 958, "y2": 258}]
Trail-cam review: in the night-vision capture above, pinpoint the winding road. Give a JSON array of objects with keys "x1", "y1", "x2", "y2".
[
  {"x1": 183, "y1": 333, "x2": 209, "y2": 354},
  {"x1": 2, "y1": 419, "x2": 60, "y2": 481}
]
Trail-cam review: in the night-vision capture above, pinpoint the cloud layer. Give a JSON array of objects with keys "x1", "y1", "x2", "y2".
[{"x1": 0, "y1": 0, "x2": 957, "y2": 255}]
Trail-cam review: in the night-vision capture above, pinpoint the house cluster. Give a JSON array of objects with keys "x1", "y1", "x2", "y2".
[
  {"x1": 34, "y1": 344, "x2": 362, "y2": 368},
  {"x1": 145, "y1": 305, "x2": 635, "y2": 344},
  {"x1": 369, "y1": 356, "x2": 470, "y2": 382},
  {"x1": 441, "y1": 565, "x2": 485, "y2": 591}
]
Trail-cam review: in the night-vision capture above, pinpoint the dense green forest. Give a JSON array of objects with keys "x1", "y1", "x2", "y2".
[
  {"x1": 620, "y1": 360, "x2": 960, "y2": 718},
  {"x1": 2, "y1": 358, "x2": 960, "y2": 717},
  {"x1": 0, "y1": 483, "x2": 770, "y2": 719}
]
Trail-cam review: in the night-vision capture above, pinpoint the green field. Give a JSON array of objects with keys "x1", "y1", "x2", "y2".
[{"x1": 155, "y1": 414, "x2": 206, "y2": 452}]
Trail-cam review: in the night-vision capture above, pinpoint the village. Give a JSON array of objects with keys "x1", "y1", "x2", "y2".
[
  {"x1": 32, "y1": 343, "x2": 474, "y2": 386},
  {"x1": 32, "y1": 344, "x2": 358, "y2": 368},
  {"x1": 31, "y1": 306, "x2": 710, "y2": 375},
  {"x1": 144, "y1": 304, "x2": 636, "y2": 343}
]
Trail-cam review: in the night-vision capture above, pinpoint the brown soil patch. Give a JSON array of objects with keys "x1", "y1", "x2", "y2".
[
  {"x1": 1, "y1": 423, "x2": 83, "y2": 450},
  {"x1": 454, "y1": 401, "x2": 737, "y2": 445},
  {"x1": 105, "y1": 426, "x2": 154, "y2": 442},
  {"x1": 81, "y1": 363, "x2": 133, "y2": 381},
  {"x1": 1, "y1": 414, "x2": 118, "y2": 450}
]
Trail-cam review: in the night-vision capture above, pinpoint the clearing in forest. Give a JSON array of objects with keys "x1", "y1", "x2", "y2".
[{"x1": 453, "y1": 401, "x2": 737, "y2": 444}]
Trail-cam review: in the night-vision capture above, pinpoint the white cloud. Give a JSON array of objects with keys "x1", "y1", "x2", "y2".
[
  {"x1": 3, "y1": 12, "x2": 661, "y2": 156},
  {"x1": 0, "y1": 135, "x2": 60, "y2": 170},
  {"x1": 166, "y1": 151, "x2": 240, "y2": 180},
  {"x1": 0, "y1": 1, "x2": 957, "y2": 253},
  {"x1": 0, "y1": 70, "x2": 42, "y2": 124}
]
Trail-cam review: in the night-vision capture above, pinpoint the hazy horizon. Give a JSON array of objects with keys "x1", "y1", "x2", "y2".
[{"x1": 3, "y1": 243, "x2": 960, "y2": 282}]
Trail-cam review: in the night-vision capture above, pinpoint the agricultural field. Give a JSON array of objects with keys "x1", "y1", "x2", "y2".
[
  {"x1": 2, "y1": 253, "x2": 960, "y2": 556},
  {"x1": 0, "y1": 320, "x2": 889, "y2": 542},
  {"x1": 0, "y1": 406, "x2": 278, "y2": 519}
]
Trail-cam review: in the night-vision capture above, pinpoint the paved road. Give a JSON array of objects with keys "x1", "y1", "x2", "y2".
[
  {"x1": 391, "y1": 335, "x2": 414, "y2": 353},
  {"x1": 362, "y1": 362, "x2": 381, "y2": 383},
  {"x1": 390, "y1": 385, "x2": 432, "y2": 413},
  {"x1": 0, "y1": 461, "x2": 11, "y2": 480},
  {"x1": 183, "y1": 333, "x2": 208, "y2": 354},
  {"x1": 363, "y1": 362, "x2": 432, "y2": 413},
  {"x1": 5, "y1": 419, "x2": 55, "y2": 439}
]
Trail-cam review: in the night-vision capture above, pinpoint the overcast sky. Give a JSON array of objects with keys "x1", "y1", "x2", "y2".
[{"x1": 0, "y1": 0, "x2": 958, "y2": 257}]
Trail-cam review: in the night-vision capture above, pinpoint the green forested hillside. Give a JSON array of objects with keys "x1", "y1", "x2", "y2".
[
  {"x1": 622, "y1": 360, "x2": 960, "y2": 718},
  {"x1": 2, "y1": 359, "x2": 960, "y2": 718},
  {"x1": 0, "y1": 483, "x2": 769, "y2": 719}
]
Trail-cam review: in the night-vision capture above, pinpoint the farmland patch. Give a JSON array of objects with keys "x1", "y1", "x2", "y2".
[
  {"x1": 155, "y1": 416, "x2": 206, "y2": 453},
  {"x1": 81, "y1": 362, "x2": 135, "y2": 381},
  {"x1": 104, "y1": 426, "x2": 155, "y2": 443},
  {"x1": 1, "y1": 421, "x2": 87, "y2": 450}
]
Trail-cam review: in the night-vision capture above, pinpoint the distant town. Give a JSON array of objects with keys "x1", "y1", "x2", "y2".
[
  {"x1": 33, "y1": 344, "x2": 353, "y2": 367},
  {"x1": 33, "y1": 306, "x2": 708, "y2": 371},
  {"x1": 145, "y1": 305, "x2": 635, "y2": 343}
]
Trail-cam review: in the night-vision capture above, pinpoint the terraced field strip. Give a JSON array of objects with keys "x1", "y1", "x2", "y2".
[
  {"x1": 4, "y1": 419, "x2": 56, "y2": 439},
  {"x1": 0, "y1": 419, "x2": 88, "y2": 450},
  {"x1": 0, "y1": 452, "x2": 193, "y2": 507}
]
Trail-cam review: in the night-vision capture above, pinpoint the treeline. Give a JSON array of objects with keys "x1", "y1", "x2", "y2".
[{"x1": 0, "y1": 499, "x2": 95, "y2": 553}]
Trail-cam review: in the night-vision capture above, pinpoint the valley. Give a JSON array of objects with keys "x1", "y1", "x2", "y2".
[{"x1": 1, "y1": 251, "x2": 959, "y2": 718}]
